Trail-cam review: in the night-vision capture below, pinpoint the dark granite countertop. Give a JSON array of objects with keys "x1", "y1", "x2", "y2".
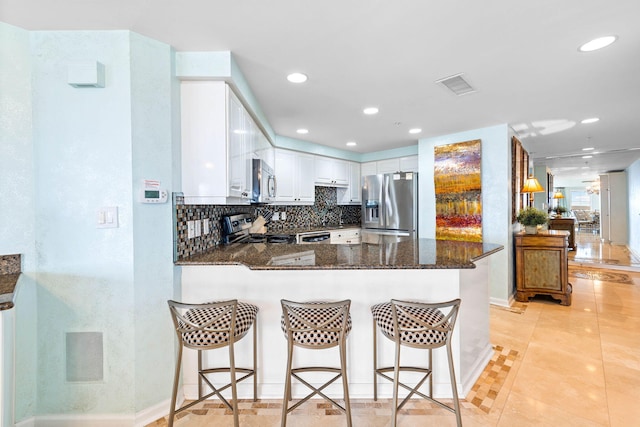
[
  {"x1": 176, "y1": 239, "x2": 503, "y2": 270},
  {"x1": 1, "y1": 254, "x2": 21, "y2": 310}
]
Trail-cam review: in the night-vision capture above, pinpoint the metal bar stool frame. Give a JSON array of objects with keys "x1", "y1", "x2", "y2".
[
  {"x1": 167, "y1": 299, "x2": 258, "y2": 427},
  {"x1": 372, "y1": 298, "x2": 462, "y2": 427},
  {"x1": 280, "y1": 299, "x2": 353, "y2": 427}
]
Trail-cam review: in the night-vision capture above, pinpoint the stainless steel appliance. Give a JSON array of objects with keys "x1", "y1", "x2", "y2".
[
  {"x1": 251, "y1": 159, "x2": 276, "y2": 203},
  {"x1": 361, "y1": 172, "x2": 417, "y2": 243},
  {"x1": 296, "y1": 230, "x2": 331, "y2": 244},
  {"x1": 222, "y1": 213, "x2": 295, "y2": 244}
]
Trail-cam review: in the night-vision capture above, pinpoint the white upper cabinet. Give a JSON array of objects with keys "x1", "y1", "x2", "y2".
[
  {"x1": 181, "y1": 81, "x2": 273, "y2": 205},
  {"x1": 338, "y1": 161, "x2": 361, "y2": 205},
  {"x1": 274, "y1": 149, "x2": 315, "y2": 205},
  {"x1": 315, "y1": 157, "x2": 348, "y2": 187},
  {"x1": 361, "y1": 156, "x2": 418, "y2": 176},
  {"x1": 361, "y1": 162, "x2": 377, "y2": 177},
  {"x1": 227, "y1": 89, "x2": 250, "y2": 199}
]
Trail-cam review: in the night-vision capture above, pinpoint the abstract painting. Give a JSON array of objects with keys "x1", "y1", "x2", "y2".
[{"x1": 434, "y1": 139, "x2": 482, "y2": 242}]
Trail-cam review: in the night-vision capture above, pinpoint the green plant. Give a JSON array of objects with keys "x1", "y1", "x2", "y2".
[
  {"x1": 555, "y1": 206, "x2": 568, "y2": 215},
  {"x1": 517, "y1": 207, "x2": 548, "y2": 226}
]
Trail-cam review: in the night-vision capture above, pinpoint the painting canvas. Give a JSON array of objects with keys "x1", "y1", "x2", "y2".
[{"x1": 434, "y1": 139, "x2": 482, "y2": 242}]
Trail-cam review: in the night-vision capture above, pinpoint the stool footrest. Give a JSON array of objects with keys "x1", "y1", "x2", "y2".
[
  {"x1": 375, "y1": 368, "x2": 456, "y2": 414},
  {"x1": 286, "y1": 369, "x2": 346, "y2": 414}
]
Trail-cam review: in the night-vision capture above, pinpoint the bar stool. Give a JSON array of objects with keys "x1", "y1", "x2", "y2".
[
  {"x1": 371, "y1": 299, "x2": 462, "y2": 427},
  {"x1": 280, "y1": 299, "x2": 352, "y2": 427},
  {"x1": 167, "y1": 299, "x2": 258, "y2": 427}
]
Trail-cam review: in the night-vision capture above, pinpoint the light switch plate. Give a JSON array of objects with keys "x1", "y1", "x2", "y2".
[
  {"x1": 97, "y1": 207, "x2": 118, "y2": 228},
  {"x1": 187, "y1": 220, "x2": 195, "y2": 239},
  {"x1": 194, "y1": 219, "x2": 202, "y2": 237}
]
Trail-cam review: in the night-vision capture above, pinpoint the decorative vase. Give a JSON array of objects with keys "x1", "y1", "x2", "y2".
[{"x1": 524, "y1": 225, "x2": 538, "y2": 234}]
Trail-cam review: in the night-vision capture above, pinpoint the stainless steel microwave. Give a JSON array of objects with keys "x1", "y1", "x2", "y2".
[{"x1": 251, "y1": 159, "x2": 276, "y2": 203}]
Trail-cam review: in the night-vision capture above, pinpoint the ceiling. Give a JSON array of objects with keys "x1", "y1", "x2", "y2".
[{"x1": 3, "y1": 0, "x2": 640, "y2": 187}]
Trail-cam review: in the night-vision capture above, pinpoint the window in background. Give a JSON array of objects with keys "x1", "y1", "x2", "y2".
[{"x1": 570, "y1": 190, "x2": 591, "y2": 210}]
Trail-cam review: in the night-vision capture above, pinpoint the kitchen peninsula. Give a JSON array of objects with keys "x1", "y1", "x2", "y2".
[{"x1": 177, "y1": 238, "x2": 502, "y2": 401}]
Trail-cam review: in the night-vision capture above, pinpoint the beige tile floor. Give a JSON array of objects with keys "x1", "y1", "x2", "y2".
[{"x1": 149, "y1": 231, "x2": 640, "y2": 426}]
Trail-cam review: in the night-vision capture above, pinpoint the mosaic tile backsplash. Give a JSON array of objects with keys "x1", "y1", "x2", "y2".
[{"x1": 175, "y1": 187, "x2": 361, "y2": 260}]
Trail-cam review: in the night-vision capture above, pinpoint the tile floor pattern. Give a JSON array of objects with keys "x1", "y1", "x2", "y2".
[{"x1": 150, "y1": 233, "x2": 640, "y2": 426}]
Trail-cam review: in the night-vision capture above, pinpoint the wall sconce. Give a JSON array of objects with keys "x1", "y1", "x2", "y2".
[{"x1": 521, "y1": 151, "x2": 544, "y2": 206}]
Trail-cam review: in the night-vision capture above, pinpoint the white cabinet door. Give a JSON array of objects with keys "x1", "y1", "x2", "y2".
[
  {"x1": 348, "y1": 162, "x2": 361, "y2": 203},
  {"x1": 181, "y1": 81, "x2": 229, "y2": 204},
  {"x1": 296, "y1": 153, "x2": 316, "y2": 203},
  {"x1": 361, "y1": 162, "x2": 377, "y2": 177},
  {"x1": 181, "y1": 81, "x2": 274, "y2": 204},
  {"x1": 315, "y1": 156, "x2": 348, "y2": 186},
  {"x1": 274, "y1": 149, "x2": 296, "y2": 202},
  {"x1": 330, "y1": 228, "x2": 361, "y2": 244},
  {"x1": 339, "y1": 162, "x2": 361, "y2": 205},
  {"x1": 274, "y1": 149, "x2": 315, "y2": 204},
  {"x1": 314, "y1": 156, "x2": 334, "y2": 185},
  {"x1": 228, "y1": 91, "x2": 250, "y2": 199},
  {"x1": 333, "y1": 159, "x2": 349, "y2": 186},
  {"x1": 376, "y1": 158, "x2": 400, "y2": 174},
  {"x1": 399, "y1": 156, "x2": 419, "y2": 172}
]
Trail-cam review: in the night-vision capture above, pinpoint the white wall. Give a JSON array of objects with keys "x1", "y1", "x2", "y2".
[
  {"x1": 626, "y1": 161, "x2": 640, "y2": 255},
  {"x1": 418, "y1": 125, "x2": 512, "y2": 305}
]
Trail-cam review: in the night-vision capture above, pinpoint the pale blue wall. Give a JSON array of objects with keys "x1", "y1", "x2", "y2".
[
  {"x1": 0, "y1": 22, "x2": 38, "y2": 424},
  {"x1": 628, "y1": 159, "x2": 640, "y2": 256},
  {"x1": 129, "y1": 32, "x2": 180, "y2": 410},
  {"x1": 418, "y1": 125, "x2": 513, "y2": 305},
  {"x1": 4, "y1": 28, "x2": 180, "y2": 420},
  {"x1": 31, "y1": 30, "x2": 137, "y2": 415}
]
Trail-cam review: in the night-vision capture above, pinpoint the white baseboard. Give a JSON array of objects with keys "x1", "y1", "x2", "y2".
[
  {"x1": 15, "y1": 414, "x2": 134, "y2": 427},
  {"x1": 14, "y1": 417, "x2": 35, "y2": 427},
  {"x1": 489, "y1": 296, "x2": 511, "y2": 307},
  {"x1": 13, "y1": 396, "x2": 183, "y2": 427}
]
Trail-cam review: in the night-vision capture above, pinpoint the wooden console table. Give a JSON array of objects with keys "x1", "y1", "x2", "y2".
[
  {"x1": 548, "y1": 217, "x2": 576, "y2": 250},
  {"x1": 515, "y1": 230, "x2": 572, "y2": 306}
]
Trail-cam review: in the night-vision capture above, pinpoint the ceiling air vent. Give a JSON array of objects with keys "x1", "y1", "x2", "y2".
[{"x1": 435, "y1": 73, "x2": 476, "y2": 96}]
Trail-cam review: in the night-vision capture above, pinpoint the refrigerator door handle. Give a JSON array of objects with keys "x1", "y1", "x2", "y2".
[{"x1": 382, "y1": 174, "x2": 389, "y2": 228}]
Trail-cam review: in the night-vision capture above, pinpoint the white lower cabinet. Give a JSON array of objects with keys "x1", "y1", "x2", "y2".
[
  {"x1": 274, "y1": 149, "x2": 315, "y2": 204},
  {"x1": 330, "y1": 228, "x2": 361, "y2": 244}
]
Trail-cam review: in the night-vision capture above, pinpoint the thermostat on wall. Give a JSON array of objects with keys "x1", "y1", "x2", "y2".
[{"x1": 140, "y1": 179, "x2": 168, "y2": 204}]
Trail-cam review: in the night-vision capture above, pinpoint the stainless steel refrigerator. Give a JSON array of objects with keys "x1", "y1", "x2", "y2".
[{"x1": 361, "y1": 172, "x2": 418, "y2": 243}]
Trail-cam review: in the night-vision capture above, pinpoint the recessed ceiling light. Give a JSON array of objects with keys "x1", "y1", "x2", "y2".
[
  {"x1": 296, "y1": 128, "x2": 309, "y2": 134},
  {"x1": 409, "y1": 128, "x2": 422, "y2": 134},
  {"x1": 581, "y1": 117, "x2": 599, "y2": 124},
  {"x1": 578, "y1": 36, "x2": 617, "y2": 52},
  {"x1": 363, "y1": 107, "x2": 379, "y2": 115},
  {"x1": 582, "y1": 147, "x2": 594, "y2": 151},
  {"x1": 287, "y1": 72, "x2": 308, "y2": 83},
  {"x1": 582, "y1": 155, "x2": 593, "y2": 159},
  {"x1": 346, "y1": 141, "x2": 357, "y2": 147}
]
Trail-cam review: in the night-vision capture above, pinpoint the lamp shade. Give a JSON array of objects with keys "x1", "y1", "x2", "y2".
[
  {"x1": 553, "y1": 191, "x2": 564, "y2": 199},
  {"x1": 521, "y1": 177, "x2": 544, "y2": 193}
]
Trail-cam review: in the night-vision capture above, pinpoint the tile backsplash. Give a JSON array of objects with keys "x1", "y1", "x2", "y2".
[{"x1": 175, "y1": 187, "x2": 361, "y2": 260}]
